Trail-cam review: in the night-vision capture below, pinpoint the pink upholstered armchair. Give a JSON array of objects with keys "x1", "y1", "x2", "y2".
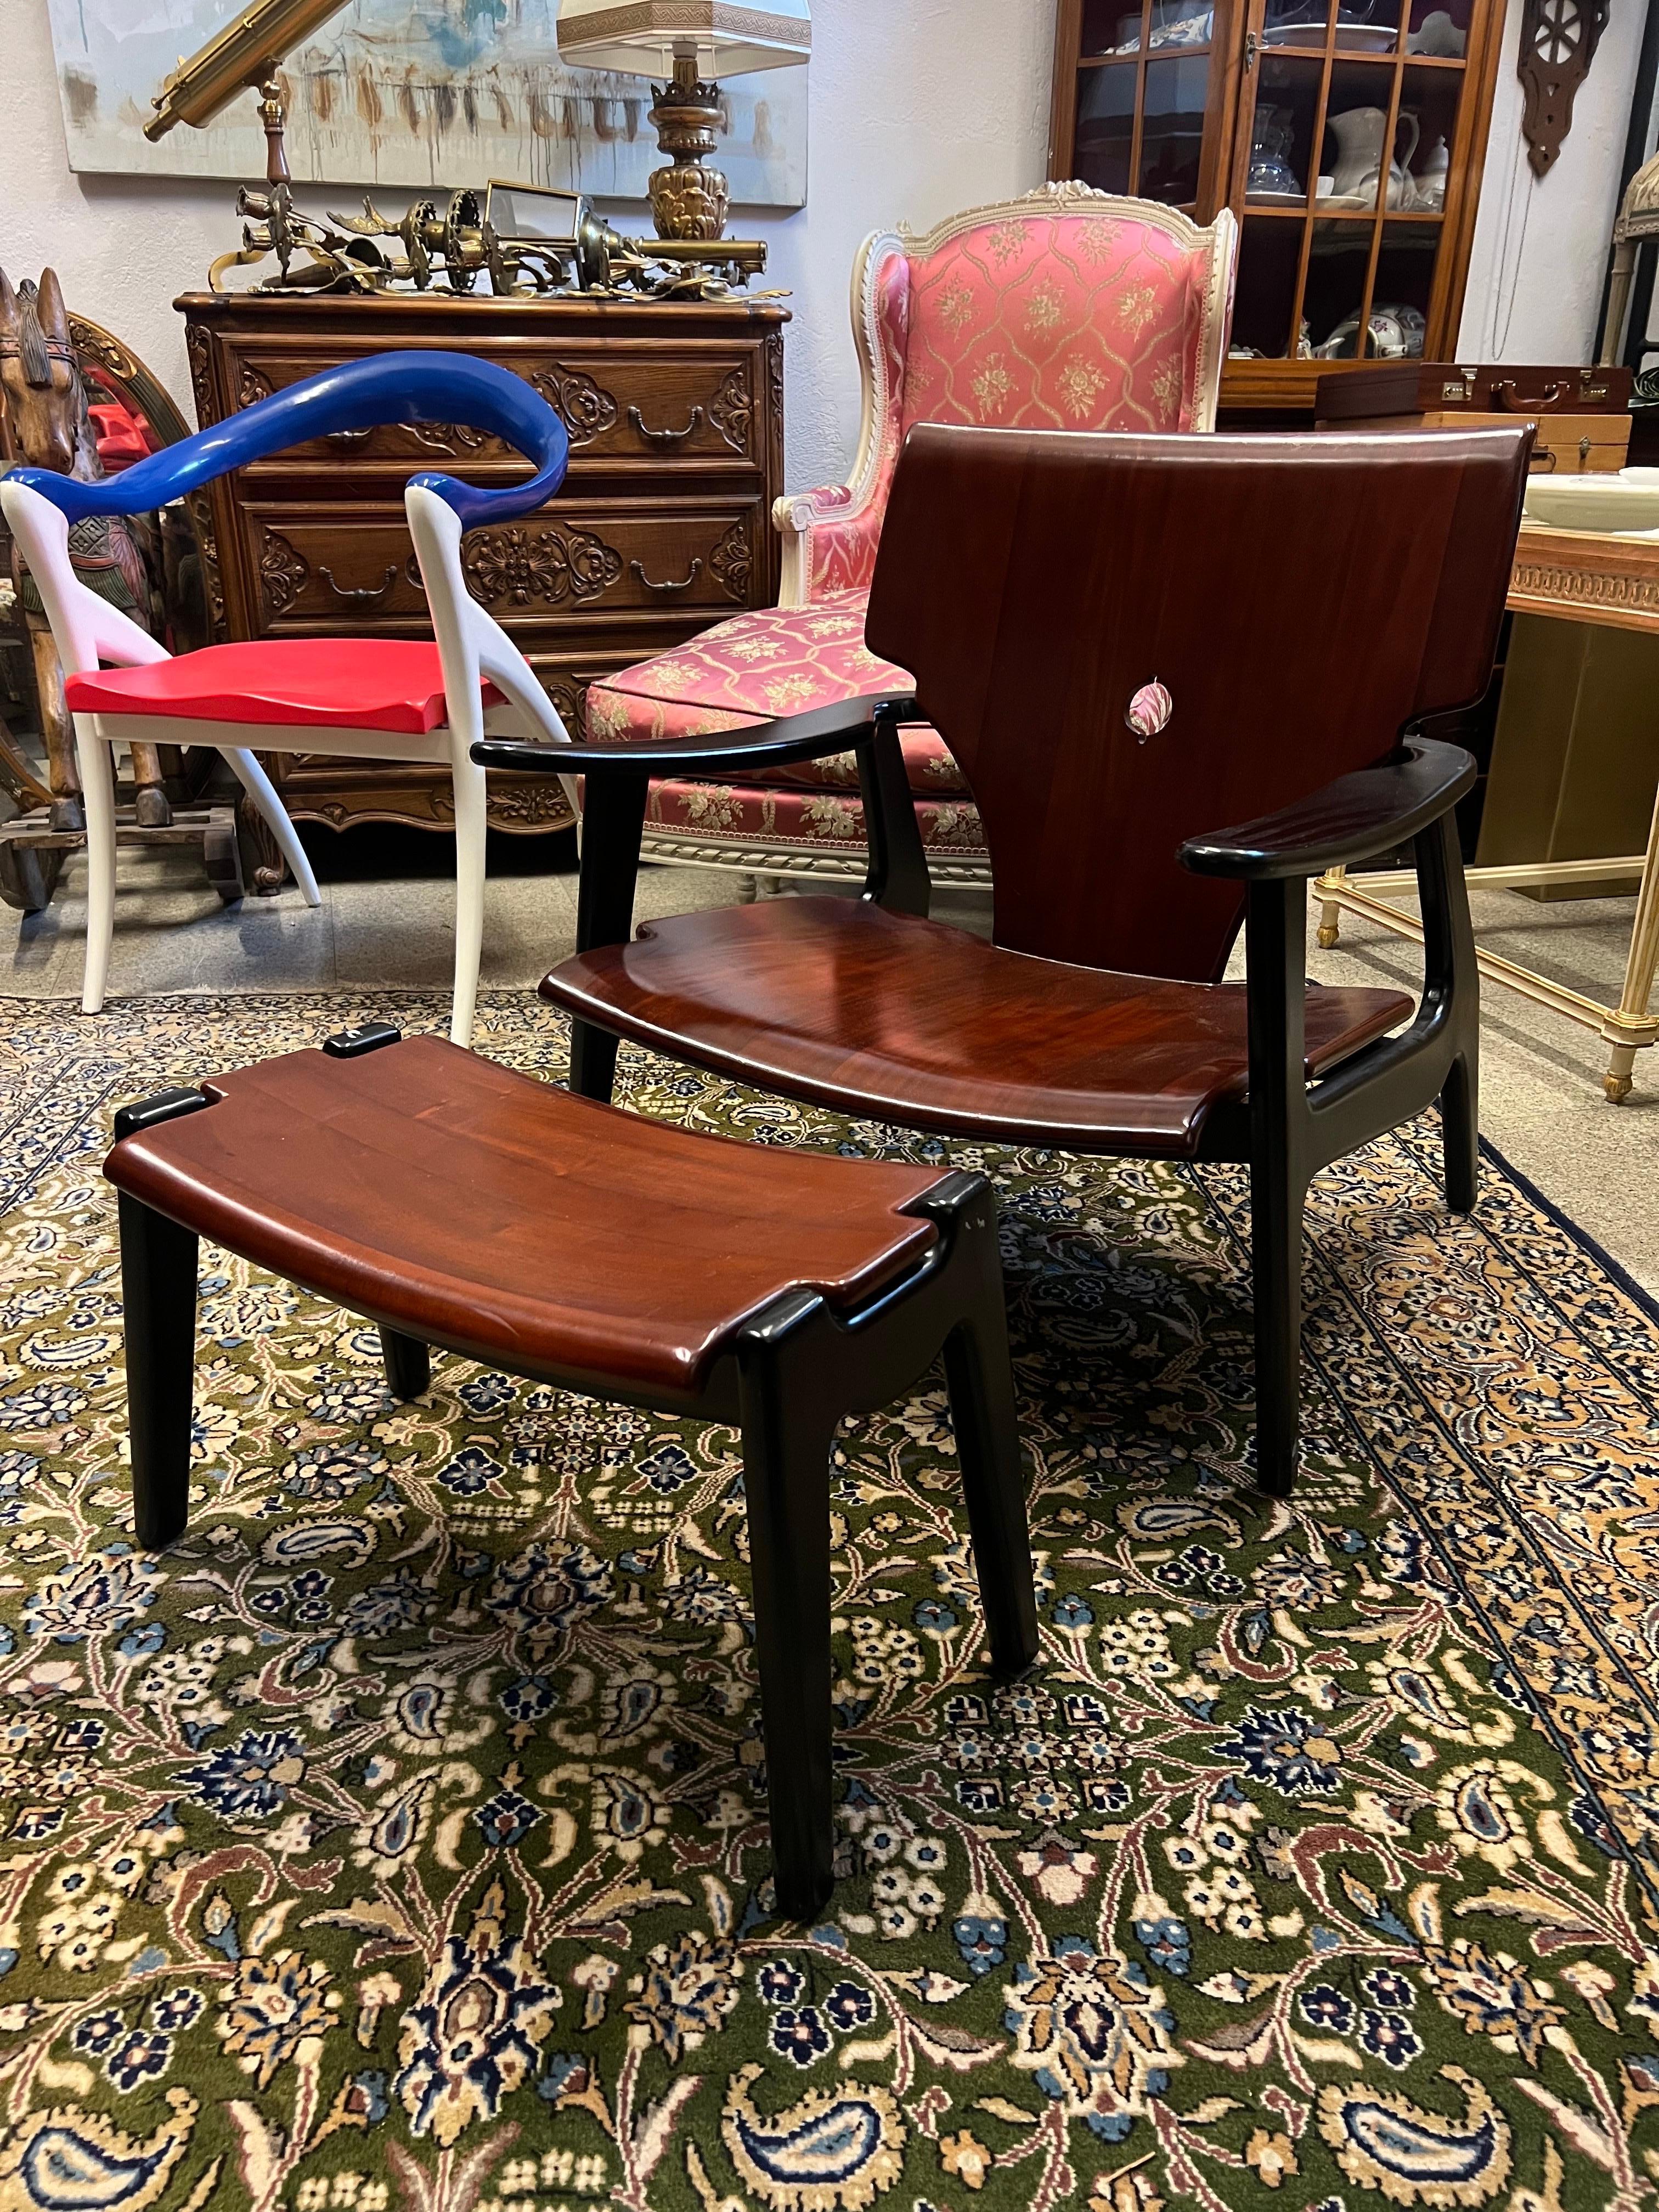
[{"x1": 586, "y1": 182, "x2": 1239, "y2": 889}]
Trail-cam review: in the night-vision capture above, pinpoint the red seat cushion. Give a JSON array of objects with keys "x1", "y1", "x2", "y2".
[{"x1": 65, "y1": 640, "x2": 504, "y2": 736}]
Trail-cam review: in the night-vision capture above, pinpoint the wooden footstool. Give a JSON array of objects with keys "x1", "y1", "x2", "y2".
[{"x1": 102, "y1": 1025, "x2": 1038, "y2": 1918}]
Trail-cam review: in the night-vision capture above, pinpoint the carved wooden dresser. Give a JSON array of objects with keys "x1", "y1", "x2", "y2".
[{"x1": 178, "y1": 290, "x2": 787, "y2": 841}]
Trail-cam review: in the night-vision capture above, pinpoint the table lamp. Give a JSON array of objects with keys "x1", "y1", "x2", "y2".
[{"x1": 556, "y1": 0, "x2": 811, "y2": 241}]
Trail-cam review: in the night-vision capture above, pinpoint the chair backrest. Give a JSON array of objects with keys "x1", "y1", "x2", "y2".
[
  {"x1": 804, "y1": 186, "x2": 1237, "y2": 603},
  {"x1": 865, "y1": 423, "x2": 1530, "y2": 983},
  {"x1": 4, "y1": 351, "x2": 568, "y2": 529},
  {"x1": 886, "y1": 189, "x2": 1237, "y2": 442},
  {"x1": 2, "y1": 354, "x2": 574, "y2": 743}
]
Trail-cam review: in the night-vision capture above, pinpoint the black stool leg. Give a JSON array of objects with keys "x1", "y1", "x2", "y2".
[
  {"x1": 941, "y1": 1213, "x2": 1039, "y2": 1679},
  {"x1": 118, "y1": 1193, "x2": 198, "y2": 1550},
  {"x1": 379, "y1": 1327, "x2": 431, "y2": 1401},
  {"x1": 737, "y1": 1296, "x2": 839, "y2": 1922}
]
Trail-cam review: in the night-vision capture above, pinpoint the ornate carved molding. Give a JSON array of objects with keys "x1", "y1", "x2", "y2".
[
  {"x1": 183, "y1": 324, "x2": 214, "y2": 428},
  {"x1": 183, "y1": 490, "x2": 226, "y2": 633},
  {"x1": 1510, "y1": 557, "x2": 1659, "y2": 618},
  {"x1": 708, "y1": 363, "x2": 754, "y2": 453},
  {"x1": 1517, "y1": 0, "x2": 1609, "y2": 178},
  {"x1": 258, "y1": 527, "x2": 310, "y2": 616},
  {"x1": 238, "y1": 360, "x2": 274, "y2": 411},
  {"x1": 532, "y1": 365, "x2": 619, "y2": 447},
  {"x1": 708, "y1": 517, "x2": 752, "y2": 603},
  {"x1": 462, "y1": 525, "x2": 624, "y2": 607}
]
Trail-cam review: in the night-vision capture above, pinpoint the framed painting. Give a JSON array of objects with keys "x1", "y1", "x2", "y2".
[{"x1": 44, "y1": 0, "x2": 808, "y2": 208}]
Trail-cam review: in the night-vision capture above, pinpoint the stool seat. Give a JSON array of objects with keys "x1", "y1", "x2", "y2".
[
  {"x1": 104, "y1": 1036, "x2": 944, "y2": 1401},
  {"x1": 65, "y1": 639, "x2": 506, "y2": 736}
]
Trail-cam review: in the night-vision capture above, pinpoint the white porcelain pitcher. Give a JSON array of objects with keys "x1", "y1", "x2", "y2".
[{"x1": 1327, "y1": 106, "x2": 1419, "y2": 207}]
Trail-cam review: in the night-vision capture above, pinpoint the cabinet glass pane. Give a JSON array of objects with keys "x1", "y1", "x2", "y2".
[
  {"x1": 1303, "y1": 218, "x2": 1375, "y2": 354},
  {"x1": 1336, "y1": 0, "x2": 1406, "y2": 50},
  {"x1": 1232, "y1": 216, "x2": 1302, "y2": 358},
  {"x1": 1372, "y1": 220, "x2": 1436, "y2": 351},
  {"x1": 1248, "y1": 55, "x2": 1322, "y2": 202},
  {"x1": 1321, "y1": 61, "x2": 1408, "y2": 210},
  {"x1": 1084, "y1": 0, "x2": 1148, "y2": 54},
  {"x1": 1405, "y1": 0, "x2": 1471, "y2": 52},
  {"x1": 1262, "y1": 0, "x2": 1331, "y2": 49},
  {"x1": 1075, "y1": 62, "x2": 1138, "y2": 192},
  {"x1": 1398, "y1": 61, "x2": 1463, "y2": 209},
  {"x1": 1148, "y1": 0, "x2": 1216, "y2": 48},
  {"x1": 1140, "y1": 56, "x2": 1210, "y2": 201}
]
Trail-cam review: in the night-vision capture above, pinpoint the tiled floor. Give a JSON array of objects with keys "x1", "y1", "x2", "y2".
[{"x1": 4, "y1": 837, "x2": 1657, "y2": 1293}]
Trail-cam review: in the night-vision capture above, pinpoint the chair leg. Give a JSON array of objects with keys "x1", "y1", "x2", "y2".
[
  {"x1": 449, "y1": 756, "x2": 487, "y2": 1049},
  {"x1": 1250, "y1": 1157, "x2": 1306, "y2": 1500},
  {"x1": 379, "y1": 1327, "x2": 431, "y2": 1401},
  {"x1": 941, "y1": 1226, "x2": 1039, "y2": 1679},
  {"x1": 738, "y1": 1333, "x2": 838, "y2": 1922},
  {"x1": 1439, "y1": 1050, "x2": 1479, "y2": 1214},
  {"x1": 76, "y1": 732, "x2": 117, "y2": 1015},
  {"x1": 221, "y1": 749, "x2": 322, "y2": 907},
  {"x1": 117, "y1": 1193, "x2": 198, "y2": 1550}
]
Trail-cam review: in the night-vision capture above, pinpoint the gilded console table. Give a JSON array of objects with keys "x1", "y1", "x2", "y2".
[{"x1": 1315, "y1": 522, "x2": 1659, "y2": 1101}]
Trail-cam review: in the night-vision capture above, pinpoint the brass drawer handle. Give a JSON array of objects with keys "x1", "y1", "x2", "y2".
[
  {"x1": 630, "y1": 556, "x2": 704, "y2": 595},
  {"x1": 628, "y1": 403, "x2": 704, "y2": 445},
  {"x1": 320, "y1": 563, "x2": 399, "y2": 604}
]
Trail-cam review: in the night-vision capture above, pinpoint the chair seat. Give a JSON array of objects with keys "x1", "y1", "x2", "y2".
[
  {"x1": 588, "y1": 589, "x2": 909, "y2": 744},
  {"x1": 544, "y1": 898, "x2": 1415, "y2": 1158},
  {"x1": 66, "y1": 639, "x2": 505, "y2": 736},
  {"x1": 103, "y1": 1036, "x2": 945, "y2": 1401}
]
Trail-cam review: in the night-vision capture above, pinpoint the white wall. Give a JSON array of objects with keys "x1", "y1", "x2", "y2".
[
  {"x1": 1458, "y1": 0, "x2": 1646, "y2": 363},
  {"x1": 0, "y1": 0, "x2": 1056, "y2": 494}
]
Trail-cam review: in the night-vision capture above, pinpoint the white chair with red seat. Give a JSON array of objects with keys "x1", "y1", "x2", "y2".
[{"x1": 1, "y1": 352, "x2": 572, "y2": 1046}]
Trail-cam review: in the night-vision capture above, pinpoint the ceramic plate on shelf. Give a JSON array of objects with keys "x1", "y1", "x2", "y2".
[
  {"x1": 1334, "y1": 22, "x2": 1397, "y2": 46},
  {"x1": 1314, "y1": 193, "x2": 1376, "y2": 212},
  {"x1": 1523, "y1": 472, "x2": 1659, "y2": 535},
  {"x1": 1247, "y1": 190, "x2": 1308, "y2": 205},
  {"x1": 1261, "y1": 21, "x2": 1327, "y2": 42}
]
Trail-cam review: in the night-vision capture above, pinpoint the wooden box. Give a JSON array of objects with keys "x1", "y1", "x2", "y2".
[
  {"x1": 1314, "y1": 362, "x2": 1632, "y2": 473},
  {"x1": 178, "y1": 289, "x2": 788, "y2": 844}
]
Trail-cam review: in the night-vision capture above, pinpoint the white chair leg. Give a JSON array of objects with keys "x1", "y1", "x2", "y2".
[
  {"x1": 450, "y1": 755, "x2": 487, "y2": 1049},
  {"x1": 222, "y1": 748, "x2": 322, "y2": 907},
  {"x1": 76, "y1": 731, "x2": 117, "y2": 1015}
]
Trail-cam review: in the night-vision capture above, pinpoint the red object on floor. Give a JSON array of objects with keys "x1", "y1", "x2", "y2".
[{"x1": 66, "y1": 638, "x2": 506, "y2": 734}]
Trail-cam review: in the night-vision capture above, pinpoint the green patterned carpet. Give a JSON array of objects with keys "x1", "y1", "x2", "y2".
[{"x1": 1, "y1": 990, "x2": 1658, "y2": 2212}]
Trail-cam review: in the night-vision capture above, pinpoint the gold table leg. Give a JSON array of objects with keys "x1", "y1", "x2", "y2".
[
  {"x1": 1315, "y1": 864, "x2": 1347, "y2": 948},
  {"x1": 1598, "y1": 778, "x2": 1659, "y2": 1102}
]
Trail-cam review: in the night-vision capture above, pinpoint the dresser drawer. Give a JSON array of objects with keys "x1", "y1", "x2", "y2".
[
  {"x1": 225, "y1": 341, "x2": 767, "y2": 476},
  {"x1": 242, "y1": 499, "x2": 762, "y2": 633}
]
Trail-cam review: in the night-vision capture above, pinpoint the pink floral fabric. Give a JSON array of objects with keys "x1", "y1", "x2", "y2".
[
  {"x1": 642, "y1": 774, "x2": 984, "y2": 864},
  {"x1": 582, "y1": 591, "x2": 984, "y2": 861},
  {"x1": 585, "y1": 591, "x2": 910, "y2": 741},
  {"x1": 800, "y1": 209, "x2": 1220, "y2": 601}
]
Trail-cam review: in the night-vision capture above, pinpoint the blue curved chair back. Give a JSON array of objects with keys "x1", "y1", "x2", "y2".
[{"x1": 4, "y1": 351, "x2": 569, "y2": 531}]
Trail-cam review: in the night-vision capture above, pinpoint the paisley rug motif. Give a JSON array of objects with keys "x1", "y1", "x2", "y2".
[{"x1": 1, "y1": 989, "x2": 1658, "y2": 2212}]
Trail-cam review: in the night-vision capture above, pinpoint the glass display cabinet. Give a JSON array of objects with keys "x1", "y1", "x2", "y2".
[{"x1": 1048, "y1": 0, "x2": 1507, "y2": 413}]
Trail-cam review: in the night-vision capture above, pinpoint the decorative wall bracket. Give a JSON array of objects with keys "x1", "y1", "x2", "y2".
[{"x1": 1517, "y1": 0, "x2": 1609, "y2": 177}]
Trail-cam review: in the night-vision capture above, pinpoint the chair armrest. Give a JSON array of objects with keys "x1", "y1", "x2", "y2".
[
  {"x1": 775, "y1": 481, "x2": 887, "y2": 603},
  {"x1": 1180, "y1": 737, "x2": 1475, "y2": 882},
  {"x1": 471, "y1": 688, "x2": 918, "y2": 777}
]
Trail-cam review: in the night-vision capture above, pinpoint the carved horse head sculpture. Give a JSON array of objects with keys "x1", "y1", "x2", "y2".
[
  {"x1": 0, "y1": 268, "x2": 89, "y2": 479},
  {"x1": 0, "y1": 264, "x2": 171, "y2": 824}
]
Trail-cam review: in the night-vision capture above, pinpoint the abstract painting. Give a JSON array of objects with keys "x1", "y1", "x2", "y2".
[{"x1": 44, "y1": 0, "x2": 807, "y2": 208}]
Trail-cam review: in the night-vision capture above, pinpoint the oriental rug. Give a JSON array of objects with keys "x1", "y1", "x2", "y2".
[{"x1": 0, "y1": 990, "x2": 1657, "y2": 2212}]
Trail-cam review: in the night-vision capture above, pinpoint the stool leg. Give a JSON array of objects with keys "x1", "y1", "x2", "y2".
[
  {"x1": 118, "y1": 1193, "x2": 198, "y2": 1550},
  {"x1": 738, "y1": 1322, "x2": 838, "y2": 1923},
  {"x1": 942, "y1": 1222, "x2": 1039, "y2": 1679},
  {"x1": 379, "y1": 1327, "x2": 431, "y2": 1401}
]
